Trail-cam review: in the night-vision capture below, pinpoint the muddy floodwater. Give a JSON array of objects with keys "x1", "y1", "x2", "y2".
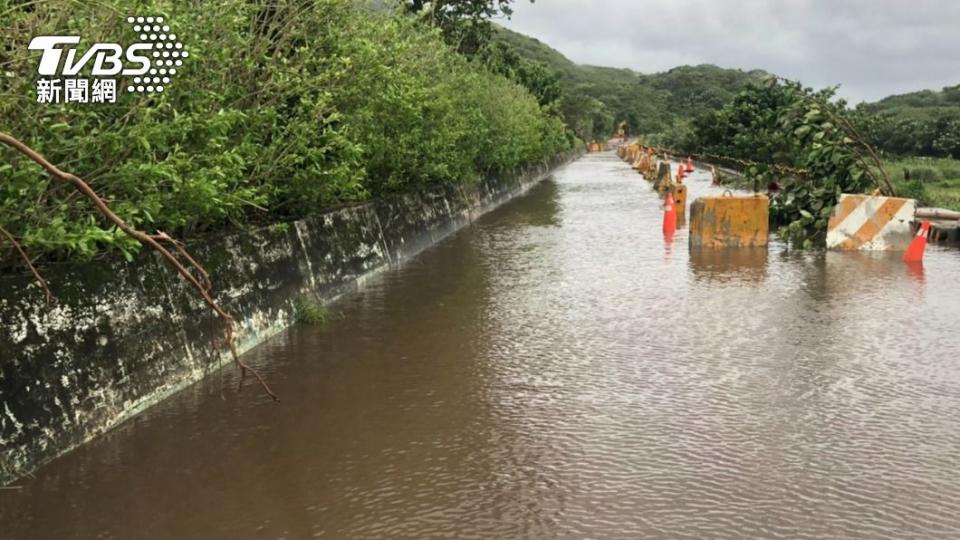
[{"x1": 4, "y1": 152, "x2": 960, "y2": 539}]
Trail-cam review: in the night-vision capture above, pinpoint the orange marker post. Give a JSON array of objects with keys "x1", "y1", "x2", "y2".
[{"x1": 663, "y1": 192, "x2": 678, "y2": 235}]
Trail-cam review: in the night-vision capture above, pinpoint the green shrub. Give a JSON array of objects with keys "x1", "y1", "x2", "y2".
[
  {"x1": 897, "y1": 179, "x2": 929, "y2": 204},
  {"x1": 0, "y1": 0, "x2": 570, "y2": 261},
  {"x1": 905, "y1": 166, "x2": 943, "y2": 183},
  {"x1": 939, "y1": 166, "x2": 960, "y2": 180},
  {"x1": 293, "y1": 294, "x2": 328, "y2": 325}
]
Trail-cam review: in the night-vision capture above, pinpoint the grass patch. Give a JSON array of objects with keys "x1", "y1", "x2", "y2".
[
  {"x1": 293, "y1": 295, "x2": 328, "y2": 325},
  {"x1": 885, "y1": 156, "x2": 960, "y2": 210}
]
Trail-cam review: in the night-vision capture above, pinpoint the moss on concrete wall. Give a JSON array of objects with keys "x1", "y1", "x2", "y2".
[{"x1": 0, "y1": 151, "x2": 580, "y2": 484}]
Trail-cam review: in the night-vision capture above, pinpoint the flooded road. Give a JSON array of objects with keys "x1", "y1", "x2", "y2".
[{"x1": 4, "y1": 152, "x2": 960, "y2": 538}]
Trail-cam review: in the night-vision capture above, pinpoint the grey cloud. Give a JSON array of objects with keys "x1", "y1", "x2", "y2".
[{"x1": 502, "y1": 0, "x2": 960, "y2": 102}]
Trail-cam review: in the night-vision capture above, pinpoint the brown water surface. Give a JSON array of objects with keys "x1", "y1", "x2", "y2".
[{"x1": 4, "y1": 152, "x2": 960, "y2": 538}]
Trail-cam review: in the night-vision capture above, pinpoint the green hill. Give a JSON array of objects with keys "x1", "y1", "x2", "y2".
[
  {"x1": 854, "y1": 85, "x2": 960, "y2": 158},
  {"x1": 494, "y1": 25, "x2": 958, "y2": 160},
  {"x1": 493, "y1": 26, "x2": 768, "y2": 137},
  {"x1": 860, "y1": 84, "x2": 960, "y2": 119}
]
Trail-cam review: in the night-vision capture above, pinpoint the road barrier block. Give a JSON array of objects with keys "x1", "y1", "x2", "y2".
[
  {"x1": 654, "y1": 162, "x2": 674, "y2": 190},
  {"x1": 826, "y1": 194, "x2": 916, "y2": 251},
  {"x1": 689, "y1": 194, "x2": 769, "y2": 248},
  {"x1": 672, "y1": 184, "x2": 687, "y2": 220},
  {"x1": 653, "y1": 162, "x2": 673, "y2": 193}
]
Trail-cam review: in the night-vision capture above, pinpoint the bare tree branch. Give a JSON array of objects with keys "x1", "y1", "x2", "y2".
[
  {"x1": 0, "y1": 132, "x2": 278, "y2": 401},
  {"x1": 0, "y1": 225, "x2": 54, "y2": 307}
]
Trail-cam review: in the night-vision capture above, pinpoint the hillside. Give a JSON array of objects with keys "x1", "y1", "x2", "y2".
[
  {"x1": 494, "y1": 25, "x2": 768, "y2": 136},
  {"x1": 854, "y1": 84, "x2": 960, "y2": 158},
  {"x1": 860, "y1": 84, "x2": 960, "y2": 120}
]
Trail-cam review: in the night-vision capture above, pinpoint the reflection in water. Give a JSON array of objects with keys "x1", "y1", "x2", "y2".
[
  {"x1": 825, "y1": 245, "x2": 928, "y2": 287},
  {"x1": 689, "y1": 246, "x2": 768, "y2": 283},
  {"x1": 905, "y1": 260, "x2": 925, "y2": 283},
  {"x1": 823, "y1": 251, "x2": 922, "y2": 299},
  {"x1": 663, "y1": 229, "x2": 676, "y2": 258},
  {"x1": 501, "y1": 179, "x2": 562, "y2": 228},
  {"x1": 4, "y1": 152, "x2": 960, "y2": 539}
]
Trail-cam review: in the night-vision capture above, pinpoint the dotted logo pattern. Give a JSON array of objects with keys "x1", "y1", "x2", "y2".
[{"x1": 124, "y1": 16, "x2": 188, "y2": 94}]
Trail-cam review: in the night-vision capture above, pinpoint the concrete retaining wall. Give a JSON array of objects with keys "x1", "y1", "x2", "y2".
[{"x1": 0, "y1": 150, "x2": 580, "y2": 484}]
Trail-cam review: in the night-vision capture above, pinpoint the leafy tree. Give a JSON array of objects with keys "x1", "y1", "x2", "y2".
[
  {"x1": 0, "y1": 0, "x2": 568, "y2": 261},
  {"x1": 855, "y1": 84, "x2": 960, "y2": 158},
  {"x1": 559, "y1": 94, "x2": 612, "y2": 142},
  {"x1": 405, "y1": 0, "x2": 533, "y2": 56},
  {"x1": 686, "y1": 78, "x2": 888, "y2": 248},
  {"x1": 479, "y1": 41, "x2": 561, "y2": 108},
  {"x1": 932, "y1": 119, "x2": 960, "y2": 158}
]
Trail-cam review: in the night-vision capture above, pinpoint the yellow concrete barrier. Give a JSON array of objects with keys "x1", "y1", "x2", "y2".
[
  {"x1": 672, "y1": 184, "x2": 687, "y2": 221},
  {"x1": 689, "y1": 194, "x2": 769, "y2": 248},
  {"x1": 640, "y1": 156, "x2": 656, "y2": 179}
]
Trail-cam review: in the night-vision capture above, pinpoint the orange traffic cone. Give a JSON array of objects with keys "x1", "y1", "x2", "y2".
[
  {"x1": 676, "y1": 165, "x2": 685, "y2": 183},
  {"x1": 686, "y1": 157, "x2": 694, "y2": 173},
  {"x1": 663, "y1": 192, "x2": 677, "y2": 234},
  {"x1": 903, "y1": 221, "x2": 930, "y2": 263}
]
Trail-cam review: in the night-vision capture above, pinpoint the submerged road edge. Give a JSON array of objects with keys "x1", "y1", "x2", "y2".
[{"x1": 0, "y1": 150, "x2": 583, "y2": 485}]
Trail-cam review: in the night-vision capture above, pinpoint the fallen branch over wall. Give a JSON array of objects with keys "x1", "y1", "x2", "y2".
[{"x1": 0, "y1": 132, "x2": 278, "y2": 401}]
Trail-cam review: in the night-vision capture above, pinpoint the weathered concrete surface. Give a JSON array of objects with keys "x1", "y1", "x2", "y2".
[
  {"x1": 928, "y1": 220, "x2": 960, "y2": 244},
  {"x1": 672, "y1": 184, "x2": 688, "y2": 221},
  {"x1": 689, "y1": 195, "x2": 769, "y2": 248},
  {"x1": 827, "y1": 194, "x2": 916, "y2": 251},
  {"x1": 0, "y1": 151, "x2": 580, "y2": 485},
  {"x1": 653, "y1": 162, "x2": 673, "y2": 194}
]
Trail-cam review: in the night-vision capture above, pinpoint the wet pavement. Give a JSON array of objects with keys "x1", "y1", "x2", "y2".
[{"x1": 3, "y1": 152, "x2": 960, "y2": 538}]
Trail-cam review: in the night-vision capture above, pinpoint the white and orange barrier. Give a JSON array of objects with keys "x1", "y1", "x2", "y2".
[{"x1": 826, "y1": 194, "x2": 916, "y2": 251}]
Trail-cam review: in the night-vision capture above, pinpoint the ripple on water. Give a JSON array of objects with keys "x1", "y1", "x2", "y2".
[{"x1": 3, "y1": 152, "x2": 960, "y2": 539}]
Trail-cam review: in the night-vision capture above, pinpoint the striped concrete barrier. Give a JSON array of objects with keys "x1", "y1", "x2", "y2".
[{"x1": 826, "y1": 194, "x2": 916, "y2": 251}]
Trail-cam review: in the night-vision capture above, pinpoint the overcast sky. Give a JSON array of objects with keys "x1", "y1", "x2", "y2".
[{"x1": 500, "y1": 0, "x2": 960, "y2": 103}]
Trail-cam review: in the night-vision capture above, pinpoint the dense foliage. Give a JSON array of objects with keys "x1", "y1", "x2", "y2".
[
  {"x1": 405, "y1": 0, "x2": 531, "y2": 56},
  {"x1": 478, "y1": 41, "x2": 562, "y2": 109},
  {"x1": 0, "y1": 0, "x2": 570, "y2": 260},
  {"x1": 683, "y1": 78, "x2": 886, "y2": 248},
  {"x1": 854, "y1": 85, "x2": 960, "y2": 158}
]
